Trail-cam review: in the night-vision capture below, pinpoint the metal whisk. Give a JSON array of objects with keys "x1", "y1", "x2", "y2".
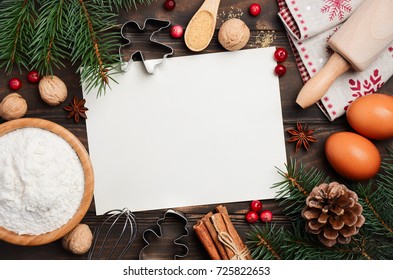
[{"x1": 88, "y1": 208, "x2": 137, "y2": 260}]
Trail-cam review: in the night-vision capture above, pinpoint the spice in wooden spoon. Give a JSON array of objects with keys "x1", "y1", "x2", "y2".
[{"x1": 184, "y1": 0, "x2": 221, "y2": 52}]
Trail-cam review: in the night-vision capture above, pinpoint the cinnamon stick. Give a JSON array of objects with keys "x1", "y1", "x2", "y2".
[
  {"x1": 201, "y1": 212, "x2": 229, "y2": 260},
  {"x1": 210, "y1": 213, "x2": 235, "y2": 259},
  {"x1": 193, "y1": 220, "x2": 221, "y2": 260},
  {"x1": 216, "y1": 205, "x2": 252, "y2": 260}
]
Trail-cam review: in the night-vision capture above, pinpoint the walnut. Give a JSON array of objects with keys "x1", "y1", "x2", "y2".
[
  {"x1": 218, "y1": 18, "x2": 250, "y2": 51},
  {"x1": 0, "y1": 93, "x2": 28, "y2": 120},
  {"x1": 62, "y1": 224, "x2": 93, "y2": 255},
  {"x1": 39, "y1": 75, "x2": 68, "y2": 106}
]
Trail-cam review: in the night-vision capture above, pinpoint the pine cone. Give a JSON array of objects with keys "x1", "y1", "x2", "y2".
[{"x1": 301, "y1": 182, "x2": 365, "y2": 247}]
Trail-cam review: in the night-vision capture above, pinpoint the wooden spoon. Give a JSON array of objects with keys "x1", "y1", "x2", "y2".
[{"x1": 184, "y1": 0, "x2": 221, "y2": 52}]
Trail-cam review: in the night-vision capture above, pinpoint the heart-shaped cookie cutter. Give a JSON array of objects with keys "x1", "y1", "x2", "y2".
[
  {"x1": 119, "y1": 18, "x2": 174, "y2": 74},
  {"x1": 139, "y1": 209, "x2": 189, "y2": 260}
]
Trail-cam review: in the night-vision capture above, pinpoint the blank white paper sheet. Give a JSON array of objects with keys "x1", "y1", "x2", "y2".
[{"x1": 83, "y1": 47, "x2": 287, "y2": 214}]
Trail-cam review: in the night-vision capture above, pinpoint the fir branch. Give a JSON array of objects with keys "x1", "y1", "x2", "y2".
[
  {"x1": 247, "y1": 152, "x2": 393, "y2": 260},
  {"x1": 0, "y1": 0, "x2": 37, "y2": 73},
  {"x1": 246, "y1": 224, "x2": 284, "y2": 260},
  {"x1": 378, "y1": 148, "x2": 393, "y2": 192},
  {"x1": 358, "y1": 183, "x2": 393, "y2": 237},
  {"x1": 30, "y1": 0, "x2": 69, "y2": 75},
  {"x1": 92, "y1": 0, "x2": 153, "y2": 11},
  {"x1": 68, "y1": 0, "x2": 121, "y2": 95},
  {"x1": 248, "y1": 223, "x2": 375, "y2": 260},
  {"x1": 355, "y1": 150, "x2": 393, "y2": 240},
  {"x1": 283, "y1": 225, "x2": 371, "y2": 260},
  {"x1": 0, "y1": 0, "x2": 153, "y2": 92},
  {"x1": 273, "y1": 158, "x2": 328, "y2": 219},
  {"x1": 371, "y1": 237, "x2": 393, "y2": 259}
]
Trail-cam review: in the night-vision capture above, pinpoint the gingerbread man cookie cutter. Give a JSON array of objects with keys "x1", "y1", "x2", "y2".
[
  {"x1": 139, "y1": 209, "x2": 189, "y2": 260},
  {"x1": 119, "y1": 18, "x2": 174, "y2": 74}
]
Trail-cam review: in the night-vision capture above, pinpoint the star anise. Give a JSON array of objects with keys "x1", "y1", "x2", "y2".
[
  {"x1": 64, "y1": 96, "x2": 88, "y2": 123},
  {"x1": 287, "y1": 122, "x2": 317, "y2": 152}
]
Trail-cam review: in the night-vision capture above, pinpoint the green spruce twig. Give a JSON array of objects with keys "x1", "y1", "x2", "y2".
[
  {"x1": 283, "y1": 225, "x2": 371, "y2": 260},
  {"x1": 0, "y1": 0, "x2": 37, "y2": 73},
  {"x1": 356, "y1": 149, "x2": 393, "y2": 245},
  {"x1": 246, "y1": 224, "x2": 284, "y2": 260},
  {"x1": 93, "y1": 0, "x2": 153, "y2": 11},
  {"x1": 273, "y1": 158, "x2": 328, "y2": 219},
  {"x1": 68, "y1": 0, "x2": 121, "y2": 95},
  {"x1": 357, "y1": 182, "x2": 393, "y2": 238},
  {"x1": 247, "y1": 155, "x2": 393, "y2": 260},
  {"x1": 0, "y1": 0, "x2": 153, "y2": 94},
  {"x1": 30, "y1": 0, "x2": 69, "y2": 75},
  {"x1": 247, "y1": 223, "x2": 372, "y2": 260}
]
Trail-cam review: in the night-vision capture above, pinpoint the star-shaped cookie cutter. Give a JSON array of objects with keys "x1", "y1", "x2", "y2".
[
  {"x1": 139, "y1": 209, "x2": 189, "y2": 260},
  {"x1": 119, "y1": 18, "x2": 174, "y2": 74}
]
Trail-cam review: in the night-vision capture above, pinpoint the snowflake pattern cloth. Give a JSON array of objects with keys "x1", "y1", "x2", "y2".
[{"x1": 278, "y1": 0, "x2": 393, "y2": 120}]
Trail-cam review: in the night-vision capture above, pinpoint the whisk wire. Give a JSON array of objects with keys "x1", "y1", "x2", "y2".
[
  {"x1": 88, "y1": 208, "x2": 137, "y2": 260},
  {"x1": 118, "y1": 212, "x2": 138, "y2": 259}
]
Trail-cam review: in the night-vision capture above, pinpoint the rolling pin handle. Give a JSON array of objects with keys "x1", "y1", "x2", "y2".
[{"x1": 296, "y1": 52, "x2": 351, "y2": 109}]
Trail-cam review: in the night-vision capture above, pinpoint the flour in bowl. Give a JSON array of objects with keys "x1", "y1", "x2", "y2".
[{"x1": 0, "y1": 127, "x2": 85, "y2": 235}]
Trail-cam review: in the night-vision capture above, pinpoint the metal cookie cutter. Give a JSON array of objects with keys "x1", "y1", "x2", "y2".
[
  {"x1": 139, "y1": 209, "x2": 189, "y2": 260},
  {"x1": 119, "y1": 18, "x2": 174, "y2": 74}
]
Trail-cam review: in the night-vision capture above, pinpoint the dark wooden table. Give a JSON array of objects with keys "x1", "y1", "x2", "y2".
[{"x1": 1, "y1": 0, "x2": 392, "y2": 260}]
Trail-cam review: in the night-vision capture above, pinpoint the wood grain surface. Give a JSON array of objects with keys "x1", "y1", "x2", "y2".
[{"x1": 0, "y1": 0, "x2": 392, "y2": 260}]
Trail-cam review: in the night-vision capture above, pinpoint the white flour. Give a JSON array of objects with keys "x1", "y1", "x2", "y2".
[{"x1": 0, "y1": 127, "x2": 85, "y2": 235}]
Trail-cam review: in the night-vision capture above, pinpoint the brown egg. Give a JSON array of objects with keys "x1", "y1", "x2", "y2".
[
  {"x1": 325, "y1": 132, "x2": 380, "y2": 181},
  {"x1": 347, "y1": 93, "x2": 393, "y2": 140}
]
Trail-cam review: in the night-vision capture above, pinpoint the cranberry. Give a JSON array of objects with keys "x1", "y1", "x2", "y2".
[
  {"x1": 274, "y1": 48, "x2": 288, "y2": 62},
  {"x1": 27, "y1": 70, "x2": 40, "y2": 83},
  {"x1": 164, "y1": 0, "x2": 176, "y2": 11},
  {"x1": 170, "y1": 25, "x2": 184, "y2": 39},
  {"x1": 260, "y1": 210, "x2": 273, "y2": 222},
  {"x1": 274, "y1": 64, "x2": 286, "y2": 76},
  {"x1": 8, "y1": 77, "x2": 22, "y2": 90},
  {"x1": 245, "y1": 211, "x2": 259, "y2": 223},
  {"x1": 249, "y1": 3, "x2": 261, "y2": 17},
  {"x1": 250, "y1": 200, "x2": 262, "y2": 212}
]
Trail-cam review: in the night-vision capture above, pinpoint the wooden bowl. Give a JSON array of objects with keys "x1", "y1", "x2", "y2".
[{"x1": 0, "y1": 118, "x2": 94, "y2": 246}]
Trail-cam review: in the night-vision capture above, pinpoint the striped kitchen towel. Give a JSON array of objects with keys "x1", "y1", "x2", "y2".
[{"x1": 278, "y1": 0, "x2": 393, "y2": 120}]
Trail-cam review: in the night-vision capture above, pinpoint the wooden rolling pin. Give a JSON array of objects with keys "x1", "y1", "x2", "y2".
[{"x1": 296, "y1": 0, "x2": 393, "y2": 109}]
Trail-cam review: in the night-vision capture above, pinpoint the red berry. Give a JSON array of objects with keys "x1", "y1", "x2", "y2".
[
  {"x1": 250, "y1": 200, "x2": 262, "y2": 212},
  {"x1": 274, "y1": 47, "x2": 288, "y2": 62},
  {"x1": 8, "y1": 78, "x2": 22, "y2": 90},
  {"x1": 170, "y1": 25, "x2": 184, "y2": 39},
  {"x1": 260, "y1": 210, "x2": 273, "y2": 222},
  {"x1": 245, "y1": 211, "x2": 259, "y2": 223},
  {"x1": 249, "y1": 3, "x2": 261, "y2": 16},
  {"x1": 274, "y1": 64, "x2": 286, "y2": 76},
  {"x1": 164, "y1": 0, "x2": 176, "y2": 11},
  {"x1": 27, "y1": 70, "x2": 40, "y2": 83}
]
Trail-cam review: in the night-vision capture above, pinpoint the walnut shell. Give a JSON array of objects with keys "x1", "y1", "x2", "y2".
[
  {"x1": 218, "y1": 18, "x2": 250, "y2": 51},
  {"x1": 39, "y1": 75, "x2": 68, "y2": 106},
  {"x1": 62, "y1": 224, "x2": 93, "y2": 255},
  {"x1": 0, "y1": 93, "x2": 28, "y2": 120}
]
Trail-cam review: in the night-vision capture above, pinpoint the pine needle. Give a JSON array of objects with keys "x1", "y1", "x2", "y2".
[
  {"x1": 92, "y1": 0, "x2": 153, "y2": 11},
  {"x1": 247, "y1": 153, "x2": 393, "y2": 260},
  {"x1": 273, "y1": 158, "x2": 328, "y2": 219},
  {"x1": 0, "y1": 0, "x2": 152, "y2": 93},
  {"x1": 68, "y1": 0, "x2": 122, "y2": 96},
  {"x1": 246, "y1": 224, "x2": 285, "y2": 260},
  {"x1": 0, "y1": 0, "x2": 37, "y2": 73},
  {"x1": 30, "y1": 0, "x2": 69, "y2": 75},
  {"x1": 356, "y1": 149, "x2": 393, "y2": 239}
]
